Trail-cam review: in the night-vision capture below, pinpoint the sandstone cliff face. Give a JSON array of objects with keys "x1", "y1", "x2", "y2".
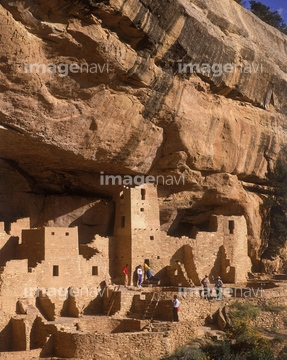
[{"x1": 0, "y1": 0, "x2": 286, "y2": 267}]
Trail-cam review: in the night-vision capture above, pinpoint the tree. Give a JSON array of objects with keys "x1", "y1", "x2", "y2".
[
  {"x1": 249, "y1": 1, "x2": 287, "y2": 35},
  {"x1": 261, "y1": 165, "x2": 287, "y2": 259},
  {"x1": 234, "y1": 0, "x2": 246, "y2": 6}
]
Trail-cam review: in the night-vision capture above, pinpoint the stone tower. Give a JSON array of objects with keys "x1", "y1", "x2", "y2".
[{"x1": 113, "y1": 183, "x2": 160, "y2": 284}]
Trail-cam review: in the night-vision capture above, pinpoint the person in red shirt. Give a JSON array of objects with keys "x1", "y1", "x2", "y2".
[{"x1": 123, "y1": 264, "x2": 129, "y2": 287}]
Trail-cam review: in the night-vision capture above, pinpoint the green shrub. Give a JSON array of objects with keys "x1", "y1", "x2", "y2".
[
  {"x1": 202, "y1": 340, "x2": 235, "y2": 360},
  {"x1": 161, "y1": 344, "x2": 205, "y2": 360},
  {"x1": 229, "y1": 300, "x2": 260, "y2": 319},
  {"x1": 163, "y1": 312, "x2": 280, "y2": 360},
  {"x1": 273, "y1": 334, "x2": 285, "y2": 343},
  {"x1": 262, "y1": 302, "x2": 286, "y2": 314}
]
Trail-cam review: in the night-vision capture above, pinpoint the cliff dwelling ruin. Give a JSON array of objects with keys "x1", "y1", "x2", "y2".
[
  {"x1": 0, "y1": 184, "x2": 254, "y2": 358},
  {"x1": 0, "y1": 0, "x2": 287, "y2": 358}
]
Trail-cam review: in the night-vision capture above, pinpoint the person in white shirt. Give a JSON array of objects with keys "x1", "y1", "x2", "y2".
[
  {"x1": 173, "y1": 295, "x2": 180, "y2": 322},
  {"x1": 137, "y1": 265, "x2": 143, "y2": 288}
]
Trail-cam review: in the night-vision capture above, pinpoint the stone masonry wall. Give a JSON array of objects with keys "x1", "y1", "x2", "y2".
[
  {"x1": 221, "y1": 215, "x2": 252, "y2": 283},
  {"x1": 53, "y1": 322, "x2": 195, "y2": 360},
  {"x1": 130, "y1": 184, "x2": 161, "y2": 284},
  {"x1": 113, "y1": 187, "x2": 132, "y2": 284}
]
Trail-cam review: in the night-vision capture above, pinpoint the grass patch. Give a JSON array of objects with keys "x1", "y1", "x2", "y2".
[
  {"x1": 273, "y1": 334, "x2": 285, "y2": 343},
  {"x1": 229, "y1": 300, "x2": 260, "y2": 319},
  {"x1": 262, "y1": 302, "x2": 286, "y2": 314}
]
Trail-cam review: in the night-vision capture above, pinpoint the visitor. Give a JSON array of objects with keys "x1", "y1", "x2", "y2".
[
  {"x1": 216, "y1": 276, "x2": 223, "y2": 300},
  {"x1": 137, "y1": 265, "x2": 143, "y2": 288},
  {"x1": 201, "y1": 274, "x2": 209, "y2": 300},
  {"x1": 144, "y1": 262, "x2": 156, "y2": 281},
  {"x1": 172, "y1": 295, "x2": 180, "y2": 322},
  {"x1": 123, "y1": 264, "x2": 129, "y2": 287}
]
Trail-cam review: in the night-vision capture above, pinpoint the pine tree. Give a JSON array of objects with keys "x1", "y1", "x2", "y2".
[
  {"x1": 249, "y1": 1, "x2": 287, "y2": 35},
  {"x1": 235, "y1": 0, "x2": 246, "y2": 6}
]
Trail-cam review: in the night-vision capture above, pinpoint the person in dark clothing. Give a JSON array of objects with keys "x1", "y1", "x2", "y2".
[{"x1": 201, "y1": 275, "x2": 210, "y2": 300}]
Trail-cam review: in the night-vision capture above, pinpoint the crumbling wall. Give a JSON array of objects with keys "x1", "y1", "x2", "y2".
[
  {"x1": 53, "y1": 322, "x2": 195, "y2": 360},
  {"x1": 163, "y1": 215, "x2": 251, "y2": 285},
  {"x1": 76, "y1": 318, "x2": 142, "y2": 334},
  {"x1": 0, "y1": 232, "x2": 18, "y2": 268},
  {"x1": 0, "y1": 260, "x2": 36, "y2": 314},
  {"x1": 0, "y1": 218, "x2": 30, "y2": 267},
  {"x1": 166, "y1": 262, "x2": 193, "y2": 287},
  {"x1": 10, "y1": 218, "x2": 30, "y2": 239},
  {"x1": 103, "y1": 287, "x2": 136, "y2": 316},
  {"x1": 18, "y1": 228, "x2": 45, "y2": 268}
]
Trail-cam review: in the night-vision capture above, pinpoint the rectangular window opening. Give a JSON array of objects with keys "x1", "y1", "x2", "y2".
[
  {"x1": 150, "y1": 236, "x2": 154, "y2": 240},
  {"x1": 51, "y1": 231, "x2": 55, "y2": 236},
  {"x1": 141, "y1": 189, "x2": 146, "y2": 200},
  {"x1": 92, "y1": 266, "x2": 98, "y2": 276},
  {"x1": 120, "y1": 191, "x2": 124, "y2": 199},
  {"x1": 229, "y1": 220, "x2": 235, "y2": 235},
  {"x1": 121, "y1": 216, "x2": 125, "y2": 228},
  {"x1": 140, "y1": 208, "x2": 144, "y2": 212},
  {"x1": 144, "y1": 259, "x2": 150, "y2": 266},
  {"x1": 53, "y1": 265, "x2": 59, "y2": 276},
  {"x1": 65, "y1": 232, "x2": 69, "y2": 236}
]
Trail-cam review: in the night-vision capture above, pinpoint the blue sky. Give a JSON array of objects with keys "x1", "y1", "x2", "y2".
[{"x1": 246, "y1": 0, "x2": 287, "y2": 24}]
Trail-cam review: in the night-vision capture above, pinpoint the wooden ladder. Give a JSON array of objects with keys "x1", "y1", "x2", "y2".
[
  {"x1": 106, "y1": 285, "x2": 120, "y2": 316},
  {"x1": 143, "y1": 291, "x2": 162, "y2": 320}
]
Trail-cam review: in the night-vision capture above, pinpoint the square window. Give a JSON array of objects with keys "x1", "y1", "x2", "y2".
[
  {"x1": 65, "y1": 232, "x2": 69, "y2": 236},
  {"x1": 150, "y1": 236, "x2": 154, "y2": 240},
  {"x1": 51, "y1": 232, "x2": 55, "y2": 235},
  {"x1": 92, "y1": 266, "x2": 98, "y2": 276},
  {"x1": 140, "y1": 208, "x2": 144, "y2": 212}
]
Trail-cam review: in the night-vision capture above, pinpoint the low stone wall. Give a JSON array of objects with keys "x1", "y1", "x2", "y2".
[
  {"x1": 53, "y1": 322, "x2": 195, "y2": 359},
  {"x1": 76, "y1": 317, "x2": 142, "y2": 334},
  {"x1": 134, "y1": 290, "x2": 226, "y2": 325},
  {"x1": 0, "y1": 349, "x2": 41, "y2": 359}
]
